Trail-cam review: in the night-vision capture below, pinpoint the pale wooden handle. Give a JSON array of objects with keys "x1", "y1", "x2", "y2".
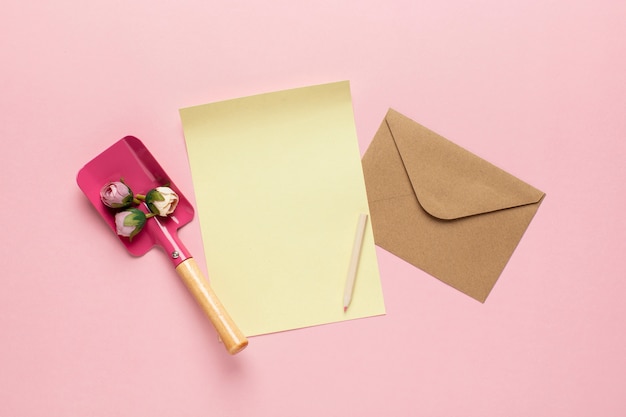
[{"x1": 175, "y1": 258, "x2": 248, "y2": 354}]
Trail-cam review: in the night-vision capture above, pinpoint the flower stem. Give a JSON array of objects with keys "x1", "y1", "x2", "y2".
[{"x1": 134, "y1": 194, "x2": 146, "y2": 203}]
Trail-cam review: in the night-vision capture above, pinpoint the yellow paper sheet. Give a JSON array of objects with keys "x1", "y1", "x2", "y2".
[{"x1": 179, "y1": 81, "x2": 385, "y2": 336}]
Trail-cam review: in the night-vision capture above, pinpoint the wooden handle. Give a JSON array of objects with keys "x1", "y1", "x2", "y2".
[{"x1": 175, "y1": 258, "x2": 248, "y2": 354}]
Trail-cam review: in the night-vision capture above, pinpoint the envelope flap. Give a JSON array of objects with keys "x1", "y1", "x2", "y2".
[{"x1": 386, "y1": 109, "x2": 544, "y2": 220}]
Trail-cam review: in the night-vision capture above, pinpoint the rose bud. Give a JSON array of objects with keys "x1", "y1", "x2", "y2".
[
  {"x1": 100, "y1": 181, "x2": 134, "y2": 208},
  {"x1": 114, "y1": 208, "x2": 150, "y2": 241},
  {"x1": 145, "y1": 186, "x2": 179, "y2": 217}
]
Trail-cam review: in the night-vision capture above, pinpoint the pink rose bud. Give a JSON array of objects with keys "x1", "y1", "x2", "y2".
[
  {"x1": 100, "y1": 181, "x2": 134, "y2": 208},
  {"x1": 145, "y1": 186, "x2": 179, "y2": 217},
  {"x1": 114, "y1": 208, "x2": 148, "y2": 241}
]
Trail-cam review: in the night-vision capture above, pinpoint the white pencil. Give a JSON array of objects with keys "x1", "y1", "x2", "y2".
[{"x1": 343, "y1": 213, "x2": 369, "y2": 312}]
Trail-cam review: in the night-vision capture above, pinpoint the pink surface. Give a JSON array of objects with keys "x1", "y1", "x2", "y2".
[{"x1": 1, "y1": 1, "x2": 625, "y2": 416}]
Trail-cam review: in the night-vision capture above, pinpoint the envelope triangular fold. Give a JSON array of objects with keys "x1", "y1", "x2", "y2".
[{"x1": 385, "y1": 109, "x2": 544, "y2": 220}]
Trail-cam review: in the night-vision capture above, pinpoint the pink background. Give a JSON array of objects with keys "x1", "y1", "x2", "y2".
[{"x1": 2, "y1": 1, "x2": 625, "y2": 415}]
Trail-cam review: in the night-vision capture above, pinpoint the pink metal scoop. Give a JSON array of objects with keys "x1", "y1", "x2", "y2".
[{"x1": 77, "y1": 136, "x2": 247, "y2": 354}]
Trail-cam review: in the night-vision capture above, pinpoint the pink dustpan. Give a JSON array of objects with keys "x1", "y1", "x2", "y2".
[{"x1": 77, "y1": 136, "x2": 248, "y2": 354}]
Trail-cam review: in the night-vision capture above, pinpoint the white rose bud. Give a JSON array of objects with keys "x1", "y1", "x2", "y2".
[{"x1": 145, "y1": 186, "x2": 179, "y2": 217}]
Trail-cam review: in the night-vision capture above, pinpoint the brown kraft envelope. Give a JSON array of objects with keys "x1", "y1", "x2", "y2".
[{"x1": 362, "y1": 109, "x2": 545, "y2": 302}]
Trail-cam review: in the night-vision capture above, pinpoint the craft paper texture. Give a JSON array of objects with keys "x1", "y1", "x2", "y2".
[
  {"x1": 180, "y1": 82, "x2": 385, "y2": 336},
  {"x1": 362, "y1": 109, "x2": 545, "y2": 302}
]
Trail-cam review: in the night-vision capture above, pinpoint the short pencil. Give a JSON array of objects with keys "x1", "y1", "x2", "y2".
[{"x1": 343, "y1": 213, "x2": 368, "y2": 312}]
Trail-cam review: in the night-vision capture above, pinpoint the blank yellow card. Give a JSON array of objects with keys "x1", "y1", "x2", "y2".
[{"x1": 179, "y1": 81, "x2": 385, "y2": 336}]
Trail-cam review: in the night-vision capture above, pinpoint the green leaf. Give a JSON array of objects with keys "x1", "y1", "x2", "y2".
[
  {"x1": 122, "y1": 194, "x2": 134, "y2": 205},
  {"x1": 147, "y1": 189, "x2": 165, "y2": 202},
  {"x1": 123, "y1": 208, "x2": 146, "y2": 227}
]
